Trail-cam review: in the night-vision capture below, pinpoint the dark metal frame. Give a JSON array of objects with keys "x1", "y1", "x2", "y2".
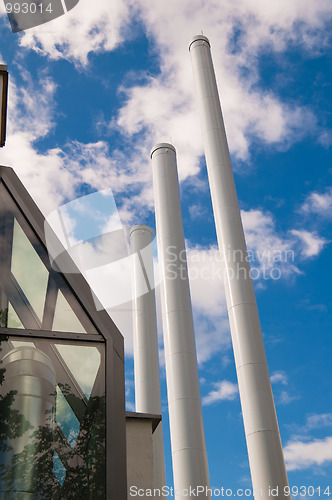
[
  {"x1": 0, "y1": 166, "x2": 127, "y2": 499},
  {"x1": 0, "y1": 66, "x2": 8, "y2": 148}
]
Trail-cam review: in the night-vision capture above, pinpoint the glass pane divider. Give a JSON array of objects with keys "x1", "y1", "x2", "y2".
[{"x1": 0, "y1": 327, "x2": 104, "y2": 342}]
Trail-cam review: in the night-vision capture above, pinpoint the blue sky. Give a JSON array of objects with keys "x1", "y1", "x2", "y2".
[{"x1": 1, "y1": 0, "x2": 332, "y2": 496}]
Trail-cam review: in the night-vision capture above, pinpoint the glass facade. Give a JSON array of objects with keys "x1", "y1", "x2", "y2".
[
  {"x1": 0, "y1": 182, "x2": 97, "y2": 334},
  {"x1": 0, "y1": 166, "x2": 127, "y2": 499},
  {"x1": 0, "y1": 336, "x2": 106, "y2": 498}
]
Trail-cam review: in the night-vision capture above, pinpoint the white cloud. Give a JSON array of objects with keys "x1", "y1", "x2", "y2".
[
  {"x1": 270, "y1": 372, "x2": 299, "y2": 405},
  {"x1": 305, "y1": 413, "x2": 332, "y2": 430},
  {"x1": 290, "y1": 413, "x2": 332, "y2": 436},
  {"x1": 241, "y1": 209, "x2": 301, "y2": 278},
  {"x1": 125, "y1": 375, "x2": 135, "y2": 411},
  {"x1": 183, "y1": 207, "x2": 317, "y2": 363},
  {"x1": 318, "y1": 130, "x2": 332, "y2": 148},
  {"x1": 115, "y1": 75, "x2": 203, "y2": 180},
  {"x1": 2, "y1": 0, "x2": 329, "y2": 184},
  {"x1": 1, "y1": 0, "x2": 330, "y2": 232},
  {"x1": 16, "y1": 0, "x2": 130, "y2": 66},
  {"x1": 188, "y1": 203, "x2": 208, "y2": 220},
  {"x1": 302, "y1": 187, "x2": 332, "y2": 217},
  {"x1": 290, "y1": 229, "x2": 328, "y2": 258},
  {"x1": 0, "y1": 67, "x2": 154, "y2": 217},
  {"x1": 187, "y1": 245, "x2": 226, "y2": 315},
  {"x1": 278, "y1": 391, "x2": 300, "y2": 405},
  {"x1": 185, "y1": 244, "x2": 230, "y2": 363},
  {"x1": 109, "y1": 300, "x2": 135, "y2": 357},
  {"x1": 110, "y1": 0, "x2": 329, "y2": 169},
  {"x1": 242, "y1": 210, "x2": 328, "y2": 263},
  {"x1": 193, "y1": 312, "x2": 231, "y2": 365},
  {"x1": 202, "y1": 380, "x2": 238, "y2": 406},
  {"x1": 6, "y1": 0, "x2": 330, "y2": 69},
  {"x1": 271, "y1": 371, "x2": 288, "y2": 385},
  {"x1": 1, "y1": 71, "x2": 76, "y2": 210},
  {"x1": 126, "y1": 400, "x2": 135, "y2": 412},
  {"x1": 284, "y1": 436, "x2": 332, "y2": 471},
  {"x1": 2, "y1": 134, "x2": 133, "y2": 216},
  {"x1": 284, "y1": 413, "x2": 332, "y2": 471}
]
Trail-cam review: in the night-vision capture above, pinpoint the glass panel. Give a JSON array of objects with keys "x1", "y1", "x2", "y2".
[
  {"x1": 56, "y1": 386, "x2": 80, "y2": 448},
  {"x1": 11, "y1": 220, "x2": 49, "y2": 322},
  {"x1": 53, "y1": 451, "x2": 66, "y2": 487},
  {"x1": 0, "y1": 335, "x2": 106, "y2": 498},
  {"x1": 7, "y1": 303, "x2": 24, "y2": 329},
  {"x1": 11, "y1": 341, "x2": 35, "y2": 348},
  {"x1": 55, "y1": 345, "x2": 100, "y2": 398},
  {"x1": 52, "y1": 290, "x2": 87, "y2": 333},
  {"x1": 0, "y1": 185, "x2": 99, "y2": 335}
]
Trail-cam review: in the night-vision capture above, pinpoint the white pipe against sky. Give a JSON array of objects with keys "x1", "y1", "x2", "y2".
[
  {"x1": 189, "y1": 36, "x2": 290, "y2": 500},
  {"x1": 151, "y1": 143, "x2": 210, "y2": 500},
  {"x1": 130, "y1": 224, "x2": 166, "y2": 490}
]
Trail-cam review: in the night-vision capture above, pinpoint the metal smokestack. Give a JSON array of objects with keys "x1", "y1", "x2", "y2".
[
  {"x1": 151, "y1": 143, "x2": 210, "y2": 499},
  {"x1": 189, "y1": 35, "x2": 290, "y2": 499},
  {"x1": 130, "y1": 224, "x2": 166, "y2": 490}
]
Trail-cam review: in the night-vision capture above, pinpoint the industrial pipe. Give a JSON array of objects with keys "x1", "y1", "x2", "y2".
[
  {"x1": 189, "y1": 35, "x2": 290, "y2": 500},
  {"x1": 151, "y1": 143, "x2": 210, "y2": 499},
  {"x1": 130, "y1": 224, "x2": 166, "y2": 490}
]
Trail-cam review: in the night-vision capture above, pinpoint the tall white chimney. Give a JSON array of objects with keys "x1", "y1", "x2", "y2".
[
  {"x1": 189, "y1": 35, "x2": 290, "y2": 500},
  {"x1": 130, "y1": 224, "x2": 166, "y2": 490},
  {"x1": 151, "y1": 144, "x2": 210, "y2": 499}
]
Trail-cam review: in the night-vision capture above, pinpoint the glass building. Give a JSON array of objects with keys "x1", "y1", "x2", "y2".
[{"x1": 0, "y1": 166, "x2": 126, "y2": 498}]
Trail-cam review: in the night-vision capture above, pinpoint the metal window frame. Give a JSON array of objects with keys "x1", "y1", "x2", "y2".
[
  {"x1": 0, "y1": 166, "x2": 127, "y2": 499},
  {"x1": 0, "y1": 66, "x2": 8, "y2": 148},
  {"x1": 0, "y1": 329, "x2": 107, "y2": 495}
]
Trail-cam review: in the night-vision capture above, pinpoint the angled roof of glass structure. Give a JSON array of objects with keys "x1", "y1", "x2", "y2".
[{"x1": 0, "y1": 166, "x2": 126, "y2": 499}]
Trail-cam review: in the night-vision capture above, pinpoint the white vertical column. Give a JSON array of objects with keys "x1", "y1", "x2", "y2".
[
  {"x1": 151, "y1": 143, "x2": 210, "y2": 500},
  {"x1": 130, "y1": 224, "x2": 166, "y2": 490},
  {"x1": 189, "y1": 35, "x2": 290, "y2": 500}
]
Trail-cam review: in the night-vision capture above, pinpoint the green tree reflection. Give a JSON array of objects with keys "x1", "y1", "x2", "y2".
[
  {"x1": 0, "y1": 337, "x2": 106, "y2": 499},
  {"x1": 0, "y1": 335, "x2": 33, "y2": 453}
]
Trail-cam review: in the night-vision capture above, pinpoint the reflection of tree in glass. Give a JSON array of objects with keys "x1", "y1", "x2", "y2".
[
  {"x1": 0, "y1": 339, "x2": 106, "y2": 499},
  {"x1": 0, "y1": 308, "x2": 8, "y2": 328},
  {"x1": 0, "y1": 334, "x2": 33, "y2": 451},
  {"x1": 0, "y1": 334, "x2": 34, "y2": 495},
  {"x1": 58, "y1": 383, "x2": 106, "y2": 499},
  {"x1": 1, "y1": 423, "x2": 59, "y2": 498}
]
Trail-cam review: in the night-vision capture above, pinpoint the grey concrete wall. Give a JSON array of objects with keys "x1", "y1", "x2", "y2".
[{"x1": 126, "y1": 417, "x2": 154, "y2": 499}]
